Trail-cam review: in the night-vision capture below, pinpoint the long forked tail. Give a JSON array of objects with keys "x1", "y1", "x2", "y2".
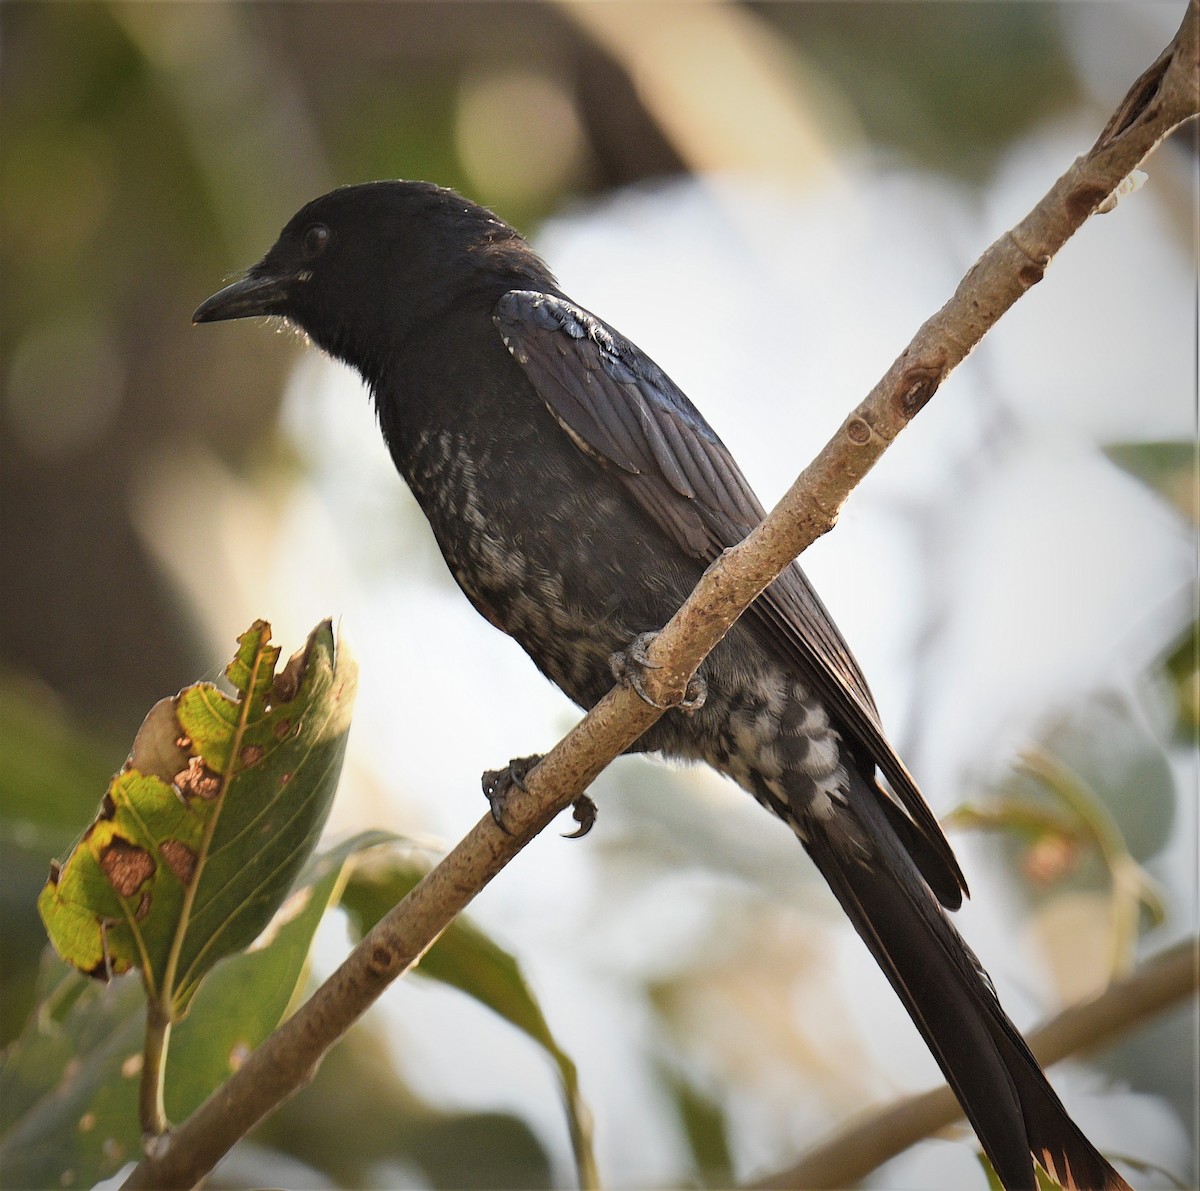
[{"x1": 799, "y1": 766, "x2": 1131, "y2": 1191}]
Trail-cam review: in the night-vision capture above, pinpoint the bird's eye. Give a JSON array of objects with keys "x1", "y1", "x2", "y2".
[{"x1": 301, "y1": 223, "x2": 330, "y2": 259}]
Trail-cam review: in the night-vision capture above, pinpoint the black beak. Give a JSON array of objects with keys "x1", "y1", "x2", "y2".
[{"x1": 193, "y1": 272, "x2": 293, "y2": 324}]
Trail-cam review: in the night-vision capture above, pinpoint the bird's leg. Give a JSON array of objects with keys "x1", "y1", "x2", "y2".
[
  {"x1": 481, "y1": 753, "x2": 598, "y2": 839},
  {"x1": 610, "y1": 630, "x2": 707, "y2": 712}
]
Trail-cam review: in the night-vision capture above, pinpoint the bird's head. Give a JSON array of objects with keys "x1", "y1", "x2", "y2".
[{"x1": 194, "y1": 180, "x2": 553, "y2": 381}]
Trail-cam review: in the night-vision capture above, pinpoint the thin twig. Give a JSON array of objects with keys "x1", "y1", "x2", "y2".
[
  {"x1": 752, "y1": 938, "x2": 1199, "y2": 1189},
  {"x1": 121, "y1": 6, "x2": 1199, "y2": 1188}
]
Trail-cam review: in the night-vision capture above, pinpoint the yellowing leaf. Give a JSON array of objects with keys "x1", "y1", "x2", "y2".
[{"x1": 37, "y1": 619, "x2": 356, "y2": 1018}]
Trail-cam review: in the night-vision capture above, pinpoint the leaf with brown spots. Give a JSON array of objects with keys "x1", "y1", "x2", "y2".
[
  {"x1": 37, "y1": 619, "x2": 357, "y2": 1019},
  {"x1": 7, "y1": 833, "x2": 381, "y2": 1191},
  {"x1": 98, "y1": 838, "x2": 155, "y2": 898}
]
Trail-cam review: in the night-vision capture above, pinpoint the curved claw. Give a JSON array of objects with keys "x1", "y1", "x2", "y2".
[
  {"x1": 610, "y1": 631, "x2": 707, "y2": 713},
  {"x1": 611, "y1": 631, "x2": 666, "y2": 708},
  {"x1": 481, "y1": 753, "x2": 544, "y2": 835},
  {"x1": 561, "y1": 794, "x2": 597, "y2": 839},
  {"x1": 679, "y1": 674, "x2": 708, "y2": 712},
  {"x1": 625, "y1": 631, "x2": 661, "y2": 671}
]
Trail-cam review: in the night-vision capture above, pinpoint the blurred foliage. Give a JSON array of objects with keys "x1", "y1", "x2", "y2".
[
  {"x1": 2, "y1": 952, "x2": 148, "y2": 1189},
  {"x1": 980, "y1": 1152, "x2": 1074, "y2": 1191},
  {"x1": 753, "y1": 2, "x2": 1078, "y2": 177},
  {"x1": 234, "y1": 840, "x2": 557, "y2": 1190},
  {"x1": 1161, "y1": 619, "x2": 1200, "y2": 741},
  {"x1": 960, "y1": 693, "x2": 1177, "y2": 871},
  {"x1": 950, "y1": 693, "x2": 1176, "y2": 983},
  {"x1": 1, "y1": 839, "x2": 355, "y2": 1190},
  {"x1": 659, "y1": 1062, "x2": 736, "y2": 1189},
  {"x1": 0, "y1": 675, "x2": 119, "y2": 1046},
  {"x1": 252, "y1": 1011, "x2": 553, "y2": 1191},
  {"x1": 1105, "y1": 440, "x2": 1198, "y2": 740},
  {"x1": 341, "y1": 850, "x2": 597, "y2": 1188},
  {"x1": 4, "y1": 822, "x2": 564, "y2": 1190},
  {"x1": 1105, "y1": 440, "x2": 1198, "y2": 527},
  {"x1": 1, "y1": 4, "x2": 1193, "y2": 1188}
]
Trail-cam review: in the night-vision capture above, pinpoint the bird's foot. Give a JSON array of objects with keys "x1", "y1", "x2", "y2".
[
  {"x1": 610, "y1": 631, "x2": 707, "y2": 712},
  {"x1": 481, "y1": 754, "x2": 598, "y2": 839},
  {"x1": 482, "y1": 753, "x2": 543, "y2": 834},
  {"x1": 562, "y1": 793, "x2": 598, "y2": 839}
]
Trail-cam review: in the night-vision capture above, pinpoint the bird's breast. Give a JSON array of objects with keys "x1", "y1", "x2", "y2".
[
  {"x1": 401, "y1": 427, "x2": 854, "y2": 828},
  {"x1": 402, "y1": 425, "x2": 666, "y2": 706}
]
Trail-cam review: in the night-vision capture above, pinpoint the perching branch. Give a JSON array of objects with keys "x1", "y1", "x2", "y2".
[
  {"x1": 752, "y1": 937, "x2": 1199, "y2": 1189},
  {"x1": 122, "y1": 7, "x2": 1199, "y2": 1188}
]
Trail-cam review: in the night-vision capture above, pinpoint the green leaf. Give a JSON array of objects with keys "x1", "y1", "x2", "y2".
[
  {"x1": 1036, "y1": 1162, "x2": 1068, "y2": 1190},
  {"x1": 1104, "y1": 440, "x2": 1197, "y2": 524},
  {"x1": 164, "y1": 831, "x2": 391, "y2": 1123},
  {"x1": 37, "y1": 619, "x2": 357, "y2": 1017},
  {"x1": 976, "y1": 1150, "x2": 1073, "y2": 1191},
  {"x1": 0, "y1": 673, "x2": 116, "y2": 843},
  {"x1": 255, "y1": 1017, "x2": 553, "y2": 1190},
  {"x1": 341, "y1": 851, "x2": 598, "y2": 1190},
  {"x1": 1, "y1": 833, "x2": 368, "y2": 1190},
  {"x1": 1161, "y1": 618, "x2": 1199, "y2": 740},
  {"x1": 956, "y1": 699, "x2": 1174, "y2": 978},
  {"x1": 658, "y1": 1062, "x2": 734, "y2": 1187},
  {"x1": 0, "y1": 953, "x2": 144, "y2": 1188},
  {"x1": 977, "y1": 1150, "x2": 1006, "y2": 1191}
]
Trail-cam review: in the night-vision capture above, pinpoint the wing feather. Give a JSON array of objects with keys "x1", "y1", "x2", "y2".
[{"x1": 495, "y1": 289, "x2": 966, "y2": 905}]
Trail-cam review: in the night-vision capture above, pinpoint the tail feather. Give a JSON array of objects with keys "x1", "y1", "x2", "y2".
[{"x1": 798, "y1": 766, "x2": 1130, "y2": 1191}]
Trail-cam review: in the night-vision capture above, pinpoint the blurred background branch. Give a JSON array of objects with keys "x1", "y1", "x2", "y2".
[{"x1": 754, "y1": 936, "x2": 1198, "y2": 1189}]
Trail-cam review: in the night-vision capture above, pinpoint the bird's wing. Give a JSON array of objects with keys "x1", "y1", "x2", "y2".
[{"x1": 495, "y1": 289, "x2": 966, "y2": 906}]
